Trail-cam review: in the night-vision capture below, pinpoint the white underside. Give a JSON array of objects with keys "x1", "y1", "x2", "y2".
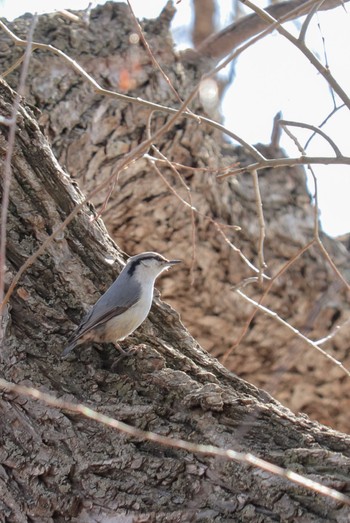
[{"x1": 103, "y1": 297, "x2": 151, "y2": 342}]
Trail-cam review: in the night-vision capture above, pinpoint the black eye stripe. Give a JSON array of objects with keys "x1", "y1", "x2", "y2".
[
  {"x1": 126, "y1": 254, "x2": 166, "y2": 276},
  {"x1": 127, "y1": 259, "x2": 141, "y2": 276}
]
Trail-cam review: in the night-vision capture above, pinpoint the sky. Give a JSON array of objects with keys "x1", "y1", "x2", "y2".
[{"x1": 1, "y1": 0, "x2": 350, "y2": 237}]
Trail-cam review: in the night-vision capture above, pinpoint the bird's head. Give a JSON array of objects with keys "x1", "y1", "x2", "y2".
[{"x1": 126, "y1": 252, "x2": 181, "y2": 282}]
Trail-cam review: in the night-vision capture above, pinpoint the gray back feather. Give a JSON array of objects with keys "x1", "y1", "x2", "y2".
[{"x1": 73, "y1": 265, "x2": 141, "y2": 339}]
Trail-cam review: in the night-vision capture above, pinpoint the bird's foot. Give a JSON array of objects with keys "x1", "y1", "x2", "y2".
[{"x1": 110, "y1": 343, "x2": 138, "y2": 371}]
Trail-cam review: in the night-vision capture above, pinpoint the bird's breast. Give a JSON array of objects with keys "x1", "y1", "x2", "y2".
[{"x1": 103, "y1": 293, "x2": 152, "y2": 342}]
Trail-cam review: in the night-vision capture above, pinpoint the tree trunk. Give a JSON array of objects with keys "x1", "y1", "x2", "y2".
[{"x1": 1, "y1": 3, "x2": 350, "y2": 521}]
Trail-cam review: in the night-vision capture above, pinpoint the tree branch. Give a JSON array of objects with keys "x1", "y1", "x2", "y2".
[
  {"x1": 197, "y1": 0, "x2": 348, "y2": 59},
  {"x1": 217, "y1": 155, "x2": 350, "y2": 178},
  {"x1": 0, "y1": 377, "x2": 348, "y2": 506}
]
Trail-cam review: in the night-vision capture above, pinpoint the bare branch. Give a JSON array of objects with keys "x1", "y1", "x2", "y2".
[
  {"x1": 146, "y1": 152, "x2": 268, "y2": 281},
  {"x1": 299, "y1": 0, "x2": 326, "y2": 42},
  {"x1": 280, "y1": 119, "x2": 343, "y2": 157},
  {"x1": 221, "y1": 240, "x2": 315, "y2": 363},
  {"x1": 197, "y1": 0, "x2": 349, "y2": 60},
  {"x1": 213, "y1": 222, "x2": 270, "y2": 278},
  {"x1": 0, "y1": 377, "x2": 348, "y2": 506},
  {"x1": 127, "y1": 0, "x2": 193, "y2": 113},
  {"x1": 251, "y1": 169, "x2": 266, "y2": 283},
  {"x1": 236, "y1": 289, "x2": 350, "y2": 378},
  {"x1": 282, "y1": 124, "x2": 350, "y2": 293},
  {"x1": 0, "y1": 19, "x2": 265, "y2": 162},
  {"x1": 0, "y1": 15, "x2": 37, "y2": 344},
  {"x1": 240, "y1": 0, "x2": 350, "y2": 110},
  {"x1": 304, "y1": 103, "x2": 345, "y2": 149},
  {"x1": 192, "y1": 0, "x2": 217, "y2": 47},
  {"x1": 316, "y1": 316, "x2": 350, "y2": 346},
  {"x1": 317, "y1": 238, "x2": 350, "y2": 292},
  {"x1": 217, "y1": 155, "x2": 350, "y2": 178}
]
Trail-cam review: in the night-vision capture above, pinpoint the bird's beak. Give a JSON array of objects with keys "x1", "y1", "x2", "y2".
[{"x1": 167, "y1": 259, "x2": 181, "y2": 265}]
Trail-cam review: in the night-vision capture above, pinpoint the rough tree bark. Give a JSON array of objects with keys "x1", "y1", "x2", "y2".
[{"x1": 1, "y1": 3, "x2": 350, "y2": 521}]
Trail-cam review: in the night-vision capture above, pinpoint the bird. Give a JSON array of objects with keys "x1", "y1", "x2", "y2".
[{"x1": 62, "y1": 252, "x2": 181, "y2": 358}]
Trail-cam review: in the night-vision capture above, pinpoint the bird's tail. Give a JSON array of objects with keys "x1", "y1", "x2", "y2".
[{"x1": 61, "y1": 338, "x2": 77, "y2": 358}]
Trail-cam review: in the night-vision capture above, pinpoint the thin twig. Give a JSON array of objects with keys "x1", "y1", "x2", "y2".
[
  {"x1": 217, "y1": 155, "x2": 350, "y2": 179},
  {"x1": 280, "y1": 119, "x2": 342, "y2": 157},
  {"x1": 145, "y1": 111, "x2": 265, "y2": 283},
  {"x1": 317, "y1": 239, "x2": 350, "y2": 292},
  {"x1": 145, "y1": 148, "x2": 267, "y2": 281},
  {"x1": 304, "y1": 104, "x2": 345, "y2": 150},
  {"x1": 0, "y1": 377, "x2": 348, "y2": 506},
  {"x1": 1, "y1": 51, "x2": 30, "y2": 79},
  {"x1": 280, "y1": 126, "x2": 350, "y2": 356},
  {"x1": 236, "y1": 289, "x2": 350, "y2": 378},
  {"x1": 283, "y1": 125, "x2": 350, "y2": 292},
  {"x1": 251, "y1": 169, "x2": 266, "y2": 283},
  {"x1": 213, "y1": 222, "x2": 270, "y2": 278},
  {"x1": 240, "y1": 0, "x2": 350, "y2": 110},
  {"x1": 299, "y1": 0, "x2": 326, "y2": 43},
  {"x1": 197, "y1": 0, "x2": 347, "y2": 59},
  {"x1": 280, "y1": 124, "x2": 320, "y2": 237},
  {"x1": 146, "y1": 150, "x2": 268, "y2": 281},
  {"x1": 0, "y1": 19, "x2": 263, "y2": 162},
  {"x1": 315, "y1": 317, "x2": 350, "y2": 346},
  {"x1": 142, "y1": 155, "x2": 240, "y2": 176},
  {"x1": 144, "y1": 109, "x2": 197, "y2": 271},
  {"x1": 150, "y1": 146, "x2": 197, "y2": 283},
  {"x1": 221, "y1": 240, "x2": 315, "y2": 364},
  {"x1": 147, "y1": 157, "x2": 197, "y2": 284},
  {"x1": 127, "y1": 0, "x2": 196, "y2": 116},
  {"x1": 316, "y1": 8, "x2": 337, "y2": 110},
  {"x1": 56, "y1": 9, "x2": 82, "y2": 23},
  {"x1": 0, "y1": 15, "x2": 37, "y2": 344}
]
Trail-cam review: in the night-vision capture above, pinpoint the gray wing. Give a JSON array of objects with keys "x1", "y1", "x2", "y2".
[{"x1": 69, "y1": 272, "x2": 141, "y2": 341}]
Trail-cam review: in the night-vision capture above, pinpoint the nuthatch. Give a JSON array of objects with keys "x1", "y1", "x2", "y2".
[{"x1": 62, "y1": 252, "x2": 181, "y2": 358}]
